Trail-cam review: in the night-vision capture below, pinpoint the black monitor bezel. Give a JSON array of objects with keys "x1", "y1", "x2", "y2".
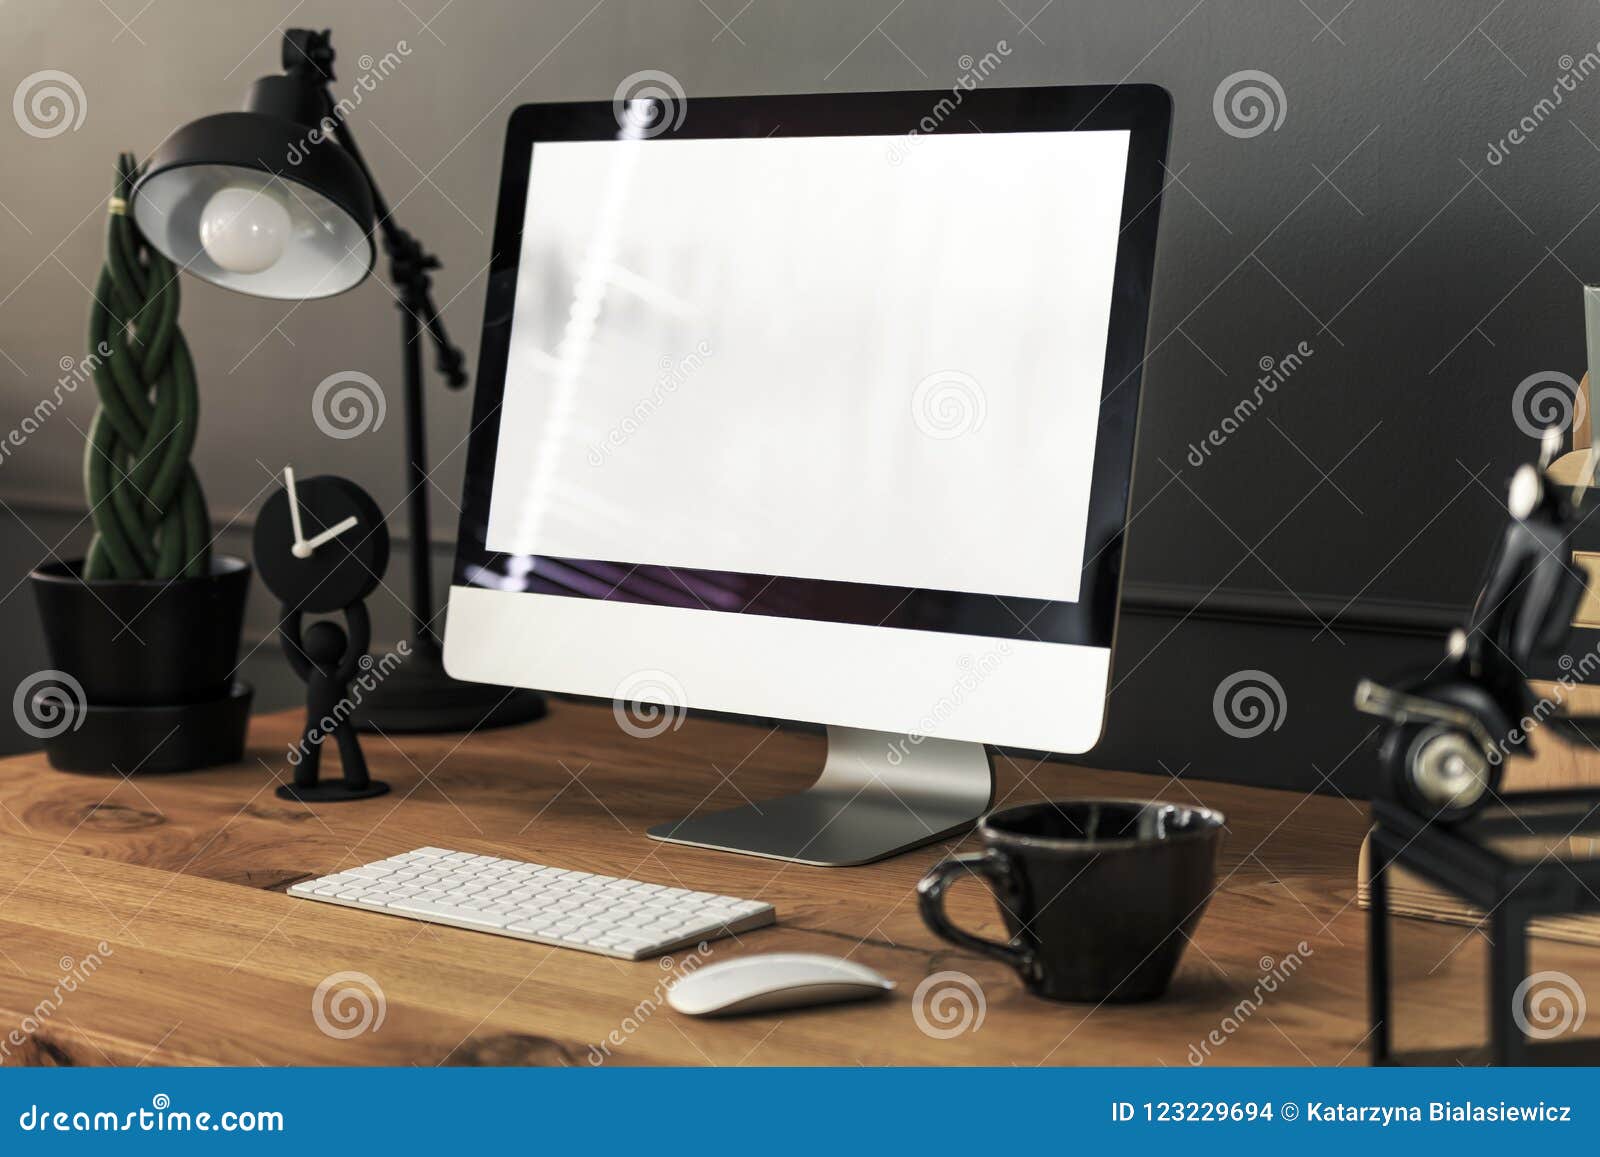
[{"x1": 452, "y1": 84, "x2": 1170, "y2": 648}]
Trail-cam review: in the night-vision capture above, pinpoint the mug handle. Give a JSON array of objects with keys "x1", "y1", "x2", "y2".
[{"x1": 917, "y1": 851, "x2": 1036, "y2": 977}]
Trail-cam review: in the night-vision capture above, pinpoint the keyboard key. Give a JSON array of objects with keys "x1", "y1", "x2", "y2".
[{"x1": 388, "y1": 899, "x2": 513, "y2": 929}]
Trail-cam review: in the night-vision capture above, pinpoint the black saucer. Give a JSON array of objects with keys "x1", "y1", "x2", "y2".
[{"x1": 44, "y1": 681, "x2": 253, "y2": 774}]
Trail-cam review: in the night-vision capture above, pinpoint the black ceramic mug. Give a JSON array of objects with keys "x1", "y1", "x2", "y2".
[{"x1": 917, "y1": 799, "x2": 1227, "y2": 1002}]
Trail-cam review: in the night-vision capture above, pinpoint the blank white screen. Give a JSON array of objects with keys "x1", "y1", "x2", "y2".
[{"x1": 486, "y1": 129, "x2": 1130, "y2": 603}]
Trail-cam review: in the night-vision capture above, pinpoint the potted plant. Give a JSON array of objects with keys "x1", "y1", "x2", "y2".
[{"x1": 26, "y1": 153, "x2": 251, "y2": 773}]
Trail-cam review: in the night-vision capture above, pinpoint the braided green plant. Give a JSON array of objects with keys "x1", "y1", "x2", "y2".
[{"x1": 83, "y1": 152, "x2": 211, "y2": 581}]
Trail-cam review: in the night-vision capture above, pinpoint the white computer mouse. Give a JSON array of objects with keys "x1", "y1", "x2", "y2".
[{"x1": 667, "y1": 953, "x2": 895, "y2": 1016}]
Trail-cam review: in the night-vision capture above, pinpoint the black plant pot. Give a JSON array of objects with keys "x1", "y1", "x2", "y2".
[{"x1": 27, "y1": 557, "x2": 253, "y2": 773}]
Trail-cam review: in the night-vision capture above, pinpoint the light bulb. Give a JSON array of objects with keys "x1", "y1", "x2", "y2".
[{"x1": 198, "y1": 185, "x2": 291, "y2": 274}]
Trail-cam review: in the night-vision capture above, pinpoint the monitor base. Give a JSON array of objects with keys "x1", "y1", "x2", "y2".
[{"x1": 646, "y1": 726, "x2": 995, "y2": 866}]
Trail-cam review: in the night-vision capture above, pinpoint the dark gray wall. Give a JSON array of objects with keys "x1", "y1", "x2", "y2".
[{"x1": 1, "y1": 1, "x2": 1592, "y2": 787}]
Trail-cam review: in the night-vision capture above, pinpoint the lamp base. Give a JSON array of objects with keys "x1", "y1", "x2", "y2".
[{"x1": 352, "y1": 645, "x2": 546, "y2": 734}]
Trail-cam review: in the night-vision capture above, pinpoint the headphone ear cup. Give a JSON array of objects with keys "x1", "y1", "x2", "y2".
[
  {"x1": 1381, "y1": 721, "x2": 1502, "y2": 823},
  {"x1": 1372, "y1": 674, "x2": 1511, "y2": 823}
]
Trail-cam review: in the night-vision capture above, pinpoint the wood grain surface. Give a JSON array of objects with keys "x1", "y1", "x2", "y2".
[{"x1": 0, "y1": 701, "x2": 1594, "y2": 1066}]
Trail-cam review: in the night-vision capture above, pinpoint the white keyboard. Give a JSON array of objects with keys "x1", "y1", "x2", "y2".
[{"x1": 288, "y1": 847, "x2": 776, "y2": 960}]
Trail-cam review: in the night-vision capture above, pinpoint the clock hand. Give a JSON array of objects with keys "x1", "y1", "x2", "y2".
[
  {"x1": 301, "y1": 515, "x2": 360, "y2": 554},
  {"x1": 284, "y1": 466, "x2": 312, "y2": 559}
]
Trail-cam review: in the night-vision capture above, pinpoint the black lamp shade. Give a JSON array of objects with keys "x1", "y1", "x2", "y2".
[{"x1": 131, "y1": 111, "x2": 376, "y2": 300}]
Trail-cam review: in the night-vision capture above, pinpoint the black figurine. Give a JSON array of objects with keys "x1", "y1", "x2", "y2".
[{"x1": 253, "y1": 468, "x2": 392, "y2": 802}]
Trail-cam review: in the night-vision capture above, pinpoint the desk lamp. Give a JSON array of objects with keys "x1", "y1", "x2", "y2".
[{"x1": 129, "y1": 28, "x2": 543, "y2": 733}]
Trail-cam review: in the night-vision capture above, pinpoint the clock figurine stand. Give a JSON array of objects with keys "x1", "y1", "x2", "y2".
[{"x1": 254, "y1": 468, "x2": 392, "y2": 802}]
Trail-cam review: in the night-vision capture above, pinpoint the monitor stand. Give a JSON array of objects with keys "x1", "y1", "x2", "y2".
[{"x1": 646, "y1": 726, "x2": 995, "y2": 867}]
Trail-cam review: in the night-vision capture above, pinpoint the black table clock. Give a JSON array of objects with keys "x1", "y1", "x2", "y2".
[{"x1": 254, "y1": 468, "x2": 391, "y2": 802}]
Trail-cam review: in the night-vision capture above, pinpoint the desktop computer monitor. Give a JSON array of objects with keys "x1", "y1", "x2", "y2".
[{"x1": 446, "y1": 85, "x2": 1171, "y2": 865}]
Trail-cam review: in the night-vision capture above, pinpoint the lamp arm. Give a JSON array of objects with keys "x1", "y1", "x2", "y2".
[{"x1": 322, "y1": 95, "x2": 468, "y2": 389}]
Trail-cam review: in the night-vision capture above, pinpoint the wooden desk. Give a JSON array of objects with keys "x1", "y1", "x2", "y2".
[{"x1": 0, "y1": 702, "x2": 1591, "y2": 1066}]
